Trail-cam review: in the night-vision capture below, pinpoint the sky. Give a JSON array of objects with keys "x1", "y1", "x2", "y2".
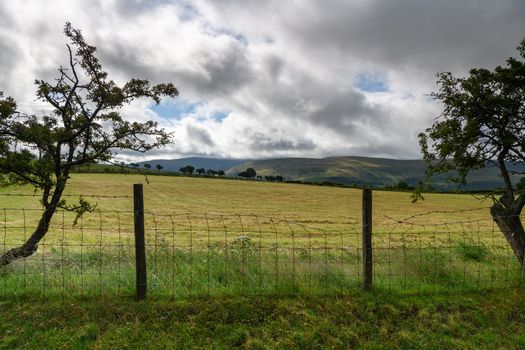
[{"x1": 0, "y1": 0, "x2": 524, "y2": 162}]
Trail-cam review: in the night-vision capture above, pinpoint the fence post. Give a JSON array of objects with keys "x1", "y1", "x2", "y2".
[
  {"x1": 362, "y1": 188, "x2": 373, "y2": 290},
  {"x1": 133, "y1": 183, "x2": 147, "y2": 300}
]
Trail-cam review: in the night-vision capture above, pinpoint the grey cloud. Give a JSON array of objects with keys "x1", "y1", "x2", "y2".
[
  {"x1": 186, "y1": 124, "x2": 214, "y2": 146},
  {"x1": 98, "y1": 34, "x2": 253, "y2": 99},
  {"x1": 286, "y1": 0, "x2": 525, "y2": 73},
  {"x1": 262, "y1": 55, "x2": 284, "y2": 82},
  {"x1": 113, "y1": 0, "x2": 177, "y2": 15},
  {"x1": 249, "y1": 133, "x2": 316, "y2": 152},
  {"x1": 249, "y1": 65, "x2": 384, "y2": 138},
  {"x1": 190, "y1": 44, "x2": 254, "y2": 95},
  {"x1": 308, "y1": 90, "x2": 383, "y2": 135},
  {"x1": 1, "y1": 0, "x2": 523, "y2": 161},
  {"x1": 0, "y1": 35, "x2": 21, "y2": 85},
  {"x1": 347, "y1": 143, "x2": 420, "y2": 160}
]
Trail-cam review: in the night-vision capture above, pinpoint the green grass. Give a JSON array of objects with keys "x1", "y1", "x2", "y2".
[
  {"x1": 1, "y1": 289, "x2": 525, "y2": 349},
  {"x1": 0, "y1": 242, "x2": 521, "y2": 299},
  {"x1": 1, "y1": 173, "x2": 524, "y2": 348},
  {"x1": 0, "y1": 173, "x2": 521, "y2": 296}
]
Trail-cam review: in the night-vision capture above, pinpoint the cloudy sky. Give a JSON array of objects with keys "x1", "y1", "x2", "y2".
[{"x1": 0, "y1": 0, "x2": 524, "y2": 162}]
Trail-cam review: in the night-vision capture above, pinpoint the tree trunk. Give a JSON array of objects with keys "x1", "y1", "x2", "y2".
[
  {"x1": 0, "y1": 181, "x2": 66, "y2": 268},
  {"x1": 490, "y1": 203, "x2": 525, "y2": 267},
  {"x1": 0, "y1": 206, "x2": 58, "y2": 267}
]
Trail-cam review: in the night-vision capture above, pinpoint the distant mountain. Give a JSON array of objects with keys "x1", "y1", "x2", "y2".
[
  {"x1": 227, "y1": 156, "x2": 525, "y2": 190},
  {"x1": 136, "y1": 156, "x2": 524, "y2": 191},
  {"x1": 136, "y1": 157, "x2": 248, "y2": 172}
]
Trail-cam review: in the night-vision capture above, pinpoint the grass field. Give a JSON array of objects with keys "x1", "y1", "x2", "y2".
[
  {"x1": 0, "y1": 173, "x2": 521, "y2": 298},
  {"x1": 0, "y1": 173, "x2": 500, "y2": 227},
  {"x1": 0, "y1": 173, "x2": 524, "y2": 348}
]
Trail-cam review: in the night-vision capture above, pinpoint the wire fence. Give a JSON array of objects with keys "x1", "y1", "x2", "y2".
[{"x1": 0, "y1": 189, "x2": 523, "y2": 299}]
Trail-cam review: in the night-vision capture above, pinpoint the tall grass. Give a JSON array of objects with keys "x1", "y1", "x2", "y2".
[{"x1": 0, "y1": 238, "x2": 521, "y2": 299}]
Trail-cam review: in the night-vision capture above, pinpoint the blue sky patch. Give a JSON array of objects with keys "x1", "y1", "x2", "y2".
[
  {"x1": 150, "y1": 99, "x2": 202, "y2": 119},
  {"x1": 354, "y1": 73, "x2": 389, "y2": 93},
  {"x1": 212, "y1": 110, "x2": 230, "y2": 122}
]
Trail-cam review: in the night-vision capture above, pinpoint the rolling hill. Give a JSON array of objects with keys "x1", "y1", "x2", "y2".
[{"x1": 138, "y1": 156, "x2": 525, "y2": 190}]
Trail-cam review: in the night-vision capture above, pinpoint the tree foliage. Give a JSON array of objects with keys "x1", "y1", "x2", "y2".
[
  {"x1": 179, "y1": 165, "x2": 194, "y2": 176},
  {"x1": 419, "y1": 38, "x2": 525, "y2": 264},
  {"x1": 0, "y1": 23, "x2": 178, "y2": 266},
  {"x1": 238, "y1": 168, "x2": 256, "y2": 178}
]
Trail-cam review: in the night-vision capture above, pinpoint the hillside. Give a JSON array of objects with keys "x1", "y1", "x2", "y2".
[
  {"x1": 228, "y1": 156, "x2": 525, "y2": 190},
  {"x1": 134, "y1": 156, "x2": 525, "y2": 190}
]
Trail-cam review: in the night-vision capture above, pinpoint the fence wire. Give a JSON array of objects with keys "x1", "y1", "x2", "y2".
[{"x1": 0, "y1": 204, "x2": 522, "y2": 299}]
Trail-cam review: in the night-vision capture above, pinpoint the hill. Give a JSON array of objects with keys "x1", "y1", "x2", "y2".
[
  {"x1": 228, "y1": 156, "x2": 525, "y2": 190},
  {"x1": 133, "y1": 156, "x2": 524, "y2": 190}
]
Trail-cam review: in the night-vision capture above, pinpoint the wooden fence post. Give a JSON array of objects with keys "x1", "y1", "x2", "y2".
[
  {"x1": 362, "y1": 188, "x2": 373, "y2": 290},
  {"x1": 134, "y1": 183, "x2": 147, "y2": 300}
]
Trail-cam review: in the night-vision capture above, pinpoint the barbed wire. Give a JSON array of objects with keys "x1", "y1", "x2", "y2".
[
  {"x1": 387, "y1": 206, "x2": 492, "y2": 222},
  {"x1": 380, "y1": 205, "x2": 518, "y2": 228},
  {"x1": 0, "y1": 193, "x2": 131, "y2": 198}
]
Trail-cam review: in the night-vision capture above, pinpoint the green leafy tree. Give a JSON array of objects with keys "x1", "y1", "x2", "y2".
[
  {"x1": 238, "y1": 167, "x2": 256, "y2": 179},
  {"x1": 179, "y1": 165, "x2": 194, "y2": 176},
  {"x1": 419, "y1": 39, "x2": 525, "y2": 265},
  {"x1": 144, "y1": 163, "x2": 152, "y2": 170},
  {"x1": 156, "y1": 164, "x2": 163, "y2": 172},
  {"x1": 196, "y1": 167, "x2": 205, "y2": 175},
  {"x1": 0, "y1": 23, "x2": 178, "y2": 267},
  {"x1": 396, "y1": 180, "x2": 409, "y2": 190}
]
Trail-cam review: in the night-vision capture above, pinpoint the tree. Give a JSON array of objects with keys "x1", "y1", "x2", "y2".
[
  {"x1": 196, "y1": 167, "x2": 205, "y2": 175},
  {"x1": 217, "y1": 170, "x2": 225, "y2": 177},
  {"x1": 156, "y1": 164, "x2": 163, "y2": 172},
  {"x1": 395, "y1": 179, "x2": 410, "y2": 190},
  {"x1": 144, "y1": 163, "x2": 152, "y2": 170},
  {"x1": 0, "y1": 23, "x2": 178, "y2": 267},
  {"x1": 238, "y1": 167, "x2": 256, "y2": 179},
  {"x1": 179, "y1": 165, "x2": 194, "y2": 176},
  {"x1": 419, "y1": 38, "x2": 525, "y2": 265}
]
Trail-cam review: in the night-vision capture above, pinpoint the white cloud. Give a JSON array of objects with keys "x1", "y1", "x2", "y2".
[{"x1": 0, "y1": 0, "x2": 523, "y2": 161}]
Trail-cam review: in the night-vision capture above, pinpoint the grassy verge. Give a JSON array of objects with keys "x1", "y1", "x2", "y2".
[
  {"x1": 1, "y1": 289, "x2": 524, "y2": 349},
  {"x1": 1, "y1": 245, "x2": 521, "y2": 298}
]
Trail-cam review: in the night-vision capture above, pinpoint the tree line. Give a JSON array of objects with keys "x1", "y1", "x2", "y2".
[{"x1": 179, "y1": 165, "x2": 225, "y2": 177}]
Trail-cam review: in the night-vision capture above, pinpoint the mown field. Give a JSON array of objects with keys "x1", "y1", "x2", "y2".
[
  {"x1": 0, "y1": 173, "x2": 499, "y2": 226},
  {"x1": 0, "y1": 173, "x2": 524, "y2": 348},
  {"x1": 0, "y1": 173, "x2": 521, "y2": 298}
]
